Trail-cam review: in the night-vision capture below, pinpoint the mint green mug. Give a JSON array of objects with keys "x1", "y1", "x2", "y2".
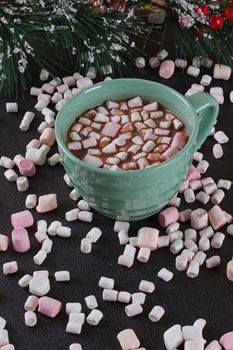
[{"x1": 55, "y1": 79, "x2": 219, "y2": 221}]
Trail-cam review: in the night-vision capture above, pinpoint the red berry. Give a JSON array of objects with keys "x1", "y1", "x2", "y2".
[
  {"x1": 224, "y1": 5, "x2": 233, "y2": 21},
  {"x1": 195, "y1": 4, "x2": 209, "y2": 17},
  {"x1": 209, "y1": 14, "x2": 224, "y2": 29}
]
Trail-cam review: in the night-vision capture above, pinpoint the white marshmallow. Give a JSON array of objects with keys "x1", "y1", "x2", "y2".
[
  {"x1": 85, "y1": 295, "x2": 98, "y2": 309},
  {"x1": 149, "y1": 305, "x2": 165, "y2": 322},
  {"x1": 157, "y1": 268, "x2": 173, "y2": 282},
  {"x1": 86, "y1": 309, "x2": 103, "y2": 326},
  {"x1": 56, "y1": 226, "x2": 71, "y2": 238},
  {"x1": 4, "y1": 169, "x2": 18, "y2": 182},
  {"x1": 99, "y1": 276, "x2": 114, "y2": 289},
  {"x1": 20, "y1": 111, "x2": 35, "y2": 131},
  {"x1": 33, "y1": 250, "x2": 47, "y2": 265},
  {"x1": 164, "y1": 324, "x2": 183, "y2": 350},
  {"x1": 80, "y1": 238, "x2": 92, "y2": 254},
  {"x1": 55, "y1": 271, "x2": 70, "y2": 282},
  {"x1": 66, "y1": 303, "x2": 82, "y2": 315},
  {"x1": 86, "y1": 227, "x2": 102, "y2": 243}
]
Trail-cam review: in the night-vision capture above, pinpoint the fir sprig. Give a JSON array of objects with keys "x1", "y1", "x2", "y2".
[{"x1": 0, "y1": 0, "x2": 148, "y2": 96}]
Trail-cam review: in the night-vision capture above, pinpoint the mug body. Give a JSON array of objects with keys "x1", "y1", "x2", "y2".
[{"x1": 55, "y1": 79, "x2": 198, "y2": 221}]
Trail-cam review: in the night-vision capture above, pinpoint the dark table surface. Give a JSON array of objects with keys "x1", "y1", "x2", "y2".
[{"x1": 0, "y1": 36, "x2": 233, "y2": 350}]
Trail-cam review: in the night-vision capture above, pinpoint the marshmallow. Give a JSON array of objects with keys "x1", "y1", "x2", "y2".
[
  {"x1": 157, "y1": 49, "x2": 169, "y2": 60},
  {"x1": 176, "y1": 255, "x2": 189, "y2": 271},
  {"x1": 219, "y1": 331, "x2": 233, "y2": 349},
  {"x1": 125, "y1": 303, "x2": 143, "y2": 317},
  {"x1": 117, "y1": 329, "x2": 140, "y2": 350},
  {"x1": 164, "y1": 324, "x2": 183, "y2": 350},
  {"x1": 80, "y1": 238, "x2": 92, "y2": 253},
  {"x1": 20, "y1": 111, "x2": 35, "y2": 131},
  {"x1": 29, "y1": 275, "x2": 50, "y2": 296},
  {"x1": 65, "y1": 209, "x2": 79, "y2": 222},
  {"x1": 0, "y1": 235, "x2": 9, "y2": 251},
  {"x1": 4, "y1": 169, "x2": 18, "y2": 182},
  {"x1": 85, "y1": 295, "x2": 98, "y2": 309},
  {"x1": 187, "y1": 66, "x2": 200, "y2": 77},
  {"x1": 24, "y1": 311, "x2": 37, "y2": 327},
  {"x1": 55, "y1": 271, "x2": 70, "y2": 282},
  {"x1": 139, "y1": 280, "x2": 155, "y2": 294},
  {"x1": 66, "y1": 303, "x2": 82, "y2": 315},
  {"x1": 132, "y1": 292, "x2": 146, "y2": 305},
  {"x1": 11, "y1": 210, "x2": 34, "y2": 229},
  {"x1": 137, "y1": 247, "x2": 151, "y2": 263},
  {"x1": 25, "y1": 194, "x2": 37, "y2": 209},
  {"x1": 137, "y1": 227, "x2": 159, "y2": 250},
  {"x1": 24, "y1": 295, "x2": 39, "y2": 311},
  {"x1": 38, "y1": 296, "x2": 62, "y2": 318},
  {"x1": 135, "y1": 57, "x2": 145, "y2": 68},
  {"x1": 12, "y1": 227, "x2": 30, "y2": 253},
  {"x1": 226, "y1": 260, "x2": 233, "y2": 281},
  {"x1": 213, "y1": 144, "x2": 223, "y2": 159},
  {"x1": 149, "y1": 57, "x2": 160, "y2": 69},
  {"x1": 6, "y1": 102, "x2": 18, "y2": 113},
  {"x1": 56, "y1": 226, "x2": 71, "y2": 238},
  {"x1": 36, "y1": 194, "x2": 57, "y2": 213},
  {"x1": 157, "y1": 268, "x2": 173, "y2": 282},
  {"x1": 86, "y1": 309, "x2": 103, "y2": 326},
  {"x1": 159, "y1": 60, "x2": 175, "y2": 79},
  {"x1": 149, "y1": 306, "x2": 165, "y2": 322},
  {"x1": 118, "y1": 292, "x2": 131, "y2": 304},
  {"x1": 102, "y1": 289, "x2": 118, "y2": 302},
  {"x1": 208, "y1": 205, "x2": 226, "y2": 230},
  {"x1": 3, "y1": 261, "x2": 18, "y2": 275},
  {"x1": 206, "y1": 255, "x2": 221, "y2": 269},
  {"x1": 159, "y1": 207, "x2": 179, "y2": 228},
  {"x1": 99, "y1": 276, "x2": 114, "y2": 289},
  {"x1": 0, "y1": 329, "x2": 9, "y2": 347},
  {"x1": 193, "y1": 251, "x2": 207, "y2": 266},
  {"x1": 200, "y1": 75, "x2": 212, "y2": 86},
  {"x1": 187, "y1": 260, "x2": 199, "y2": 278},
  {"x1": 16, "y1": 177, "x2": 29, "y2": 192},
  {"x1": 213, "y1": 64, "x2": 231, "y2": 80},
  {"x1": 175, "y1": 59, "x2": 187, "y2": 69},
  {"x1": 191, "y1": 209, "x2": 208, "y2": 230},
  {"x1": 205, "y1": 340, "x2": 222, "y2": 350},
  {"x1": 70, "y1": 344, "x2": 82, "y2": 350}
]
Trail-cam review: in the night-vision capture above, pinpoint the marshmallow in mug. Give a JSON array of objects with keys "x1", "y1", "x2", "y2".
[{"x1": 66, "y1": 97, "x2": 188, "y2": 170}]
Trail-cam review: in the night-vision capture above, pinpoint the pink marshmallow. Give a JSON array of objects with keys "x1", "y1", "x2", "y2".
[
  {"x1": 208, "y1": 205, "x2": 227, "y2": 230},
  {"x1": 12, "y1": 227, "x2": 30, "y2": 253},
  {"x1": 36, "y1": 194, "x2": 57, "y2": 213},
  {"x1": 179, "y1": 179, "x2": 189, "y2": 193},
  {"x1": 101, "y1": 122, "x2": 121, "y2": 138},
  {"x1": 117, "y1": 329, "x2": 141, "y2": 350},
  {"x1": 0, "y1": 329, "x2": 9, "y2": 347},
  {"x1": 160, "y1": 147, "x2": 178, "y2": 161},
  {"x1": 158, "y1": 207, "x2": 179, "y2": 228},
  {"x1": 219, "y1": 331, "x2": 233, "y2": 350},
  {"x1": 227, "y1": 260, "x2": 233, "y2": 282},
  {"x1": 0, "y1": 234, "x2": 9, "y2": 251},
  {"x1": 38, "y1": 296, "x2": 62, "y2": 318},
  {"x1": 18, "y1": 159, "x2": 36, "y2": 177},
  {"x1": 159, "y1": 60, "x2": 175, "y2": 79},
  {"x1": 213, "y1": 64, "x2": 231, "y2": 80},
  {"x1": 171, "y1": 132, "x2": 186, "y2": 150},
  {"x1": 11, "y1": 210, "x2": 34, "y2": 229},
  {"x1": 187, "y1": 166, "x2": 201, "y2": 181},
  {"x1": 39, "y1": 127, "x2": 56, "y2": 146}
]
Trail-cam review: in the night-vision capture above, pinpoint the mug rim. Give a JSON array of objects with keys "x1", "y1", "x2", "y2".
[{"x1": 55, "y1": 78, "x2": 198, "y2": 176}]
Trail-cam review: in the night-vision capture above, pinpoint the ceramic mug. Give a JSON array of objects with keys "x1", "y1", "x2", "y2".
[{"x1": 55, "y1": 78, "x2": 219, "y2": 221}]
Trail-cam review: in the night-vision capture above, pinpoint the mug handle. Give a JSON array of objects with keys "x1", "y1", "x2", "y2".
[{"x1": 186, "y1": 92, "x2": 219, "y2": 152}]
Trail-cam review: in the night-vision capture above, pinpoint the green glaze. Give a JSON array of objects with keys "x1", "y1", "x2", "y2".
[{"x1": 55, "y1": 79, "x2": 219, "y2": 221}]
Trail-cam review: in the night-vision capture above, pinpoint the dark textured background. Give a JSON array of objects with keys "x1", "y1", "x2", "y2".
[{"x1": 0, "y1": 33, "x2": 233, "y2": 350}]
